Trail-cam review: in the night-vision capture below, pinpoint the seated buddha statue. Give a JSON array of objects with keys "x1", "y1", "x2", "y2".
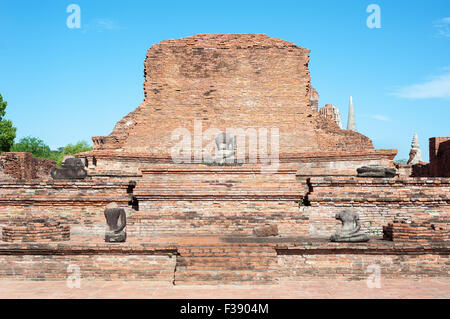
[
  {"x1": 330, "y1": 210, "x2": 370, "y2": 242},
  {"x1": 104, "y1": 202, "x2": 127, "y2": 242}
]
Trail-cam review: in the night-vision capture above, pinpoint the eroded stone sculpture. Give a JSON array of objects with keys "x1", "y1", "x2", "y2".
[
  {"x1": 357, "y1": 165, "x2": 396, "y2": 178},
  {"x1": 330, "y1": 210, "x2": 370, "y2": 242},
  {"x1": 204, "y1": 132, "x2": 239, "y2": 165},
  {"x1": 50, "y1": 156, "x2": 87, "y2": 179},
  {"x1": 104, "y1": 202, "x2": 126, "y2": 242}
]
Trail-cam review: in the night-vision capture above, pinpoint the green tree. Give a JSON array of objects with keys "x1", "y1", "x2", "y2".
[
  {"x1": 57, "y1": 141, "x2": 92, "y2": 165},
  {"x1": 0, "y1": 94, "x2": 17, "y2": 152},
  {"x1": 10, "y1": 137, "x2": 92, "y2": 165},
  {"x1": 11, "y1": 136, "x2": 52, "y2": 159}
]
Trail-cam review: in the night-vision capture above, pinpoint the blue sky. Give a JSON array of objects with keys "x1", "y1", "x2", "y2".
[{"x1": 0, "y1": 0, "x2": 449, "y2": 161}]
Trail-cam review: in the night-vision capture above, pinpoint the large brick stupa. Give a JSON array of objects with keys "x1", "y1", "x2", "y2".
[{"x1": 81, "y1": 34, "x2": 396, "y2": 176}]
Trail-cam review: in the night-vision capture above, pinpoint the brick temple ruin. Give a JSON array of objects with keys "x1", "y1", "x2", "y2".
[{"x1": 0, "y1": 34, "x2": 448, "y2": 284}]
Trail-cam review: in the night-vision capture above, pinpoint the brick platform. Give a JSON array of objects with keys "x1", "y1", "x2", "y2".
[
  {"x1": 130, "y1": 165, "x2": 307, "y2": 236},
  {"x1": 0, "y1": 236, "x2": 447, "y2": 283}
]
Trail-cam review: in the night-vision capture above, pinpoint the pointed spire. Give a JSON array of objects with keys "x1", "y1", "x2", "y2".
[
  {"x1": 407, "y1": 133, "x2": 422, "y2": 165},
  {"x1": 347, "y1": 96, "x2": 356, "y2": 131},
  {"x1": 411, "y1": 133, "x2": 419, "y2": 149}
]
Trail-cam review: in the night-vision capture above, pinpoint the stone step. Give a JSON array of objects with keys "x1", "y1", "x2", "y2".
[
  {"x1": 177, "y1": 257, "x2": 276, "y2": 269},
  {"x1": 174, "y1": 269, "x2": 278, "y2": 285},
  {"x1": 174, "y1": 244, "x2": 279, "y2": 284},
  {"x1": 177, "y1": 246, "x2": 277, "y2": 257}
]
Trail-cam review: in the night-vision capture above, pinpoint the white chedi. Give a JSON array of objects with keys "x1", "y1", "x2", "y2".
[{"x1": 407, "y1": 133, "x2": 422, "y2": 165}]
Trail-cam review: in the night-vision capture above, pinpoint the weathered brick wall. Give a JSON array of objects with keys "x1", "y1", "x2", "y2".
[
  {"x1": 0, "y1": 240, "x2": 446, "y2": 282},
  {"x1": 306, "y1": 206, "x2": 450, "y2": 238},
  {"x1": 429, "y1": 137, "x2": 450, "y2": 177},
  {"x1": 79, "y1": 148, "x2": 397, "y2": 180},
  {"x1": 130, "y1": 200, "x2": 308, "y2": 237},
  {"x1": 412, "y1": 163, "x2": 430, "y2": 177},
  {"x1": 89, "y1": 34, "x2": 373, "y2": 157},
  {"x1": 277, "y1": 241, "x2": 449, "y2": 279},
  {"x1": 1, "y1": 172, "x2": 448, "y2": 239},
  {"x1": 0, "y1": 243, "x2": 175, "y2": 281},
  {"x1": 0, "y1": 152, "x2": 56, "y2": 180},
  {"x1": 130, "y1": 165, "x2": 307, "y2": 236},
  {"x1": 0, "y1": 180, "x2": 131, "y2": 235},
  {"x1": 2, "y1": 218, "x2": 70, "y2": 242},
  {"x1": 307, "y1": 177, "x2": 450, "y2": 207},
  {"x1": 277, "y1": 254, "x2": 448, "y2": 279},
  {"x1": 292, "y1": 149, "x2": 397, "y2": 176},
  {"x1": 383, "y1": 219, "x2": 449, "y2": 242},
  {"x1": 305, "y1": 177, "x2": 450, "y2": 237},
  {"x1": 175, "y1": 244, "x2": 279, "y2": 284}
]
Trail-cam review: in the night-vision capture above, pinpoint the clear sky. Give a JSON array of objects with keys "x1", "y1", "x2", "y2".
[{"x1": 0, "y1": 0, "x2": 449, "y2": 161}]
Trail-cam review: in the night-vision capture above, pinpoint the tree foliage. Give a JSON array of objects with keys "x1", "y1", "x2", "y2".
[
  {"x1": 11, "y1": 137, "x2": 92, "y2": 166},
  {"x1": 57, "y1": 141, "x2": 92, "y2": 165},
  {"x1": 11, "y1": 136, "x2": 53, "y2": 159},
  {"x1": 0, "y1": 94, "x2": 17, "y2": 152}
]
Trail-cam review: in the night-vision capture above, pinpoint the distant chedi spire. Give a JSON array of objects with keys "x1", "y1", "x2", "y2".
[
  {"x1": 407, "y1": 133, "x2": 422, "y2": 165},
  {"x1": 347, "y1": 96, "x2": 356, "y2": 132},
  {"x1": 320, "y1": 104, "x2": 342, "y2": 129}
]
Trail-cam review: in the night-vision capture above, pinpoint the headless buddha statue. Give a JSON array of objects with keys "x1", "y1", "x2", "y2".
[
  {"x1": 104, "y1": 202, "x2": 127, "y2": 242},
  {"x1": 330, "y1": 210, "x2": 370, "y2": 242}
]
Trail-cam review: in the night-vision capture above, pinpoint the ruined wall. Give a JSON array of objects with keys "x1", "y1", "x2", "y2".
[
  {"x1": 131, "y1": 165, "x2": 308, "y2": 237},
  {"x1": 0, "y1": 240, "x2": 446, "y2": 282},
  {"x1": 0, "y1": 180, "x2": 131, "y2": 236},
  {"x1": 0, "y1": 174, "x2": 448, "y2": 282},
  {"x1": 0, "y1": 242, "x2": 175, "y2": 281},
  {"x1": 79, "y1": 148, "x2": 397, "y2": 181},
  {"x1": 319, "y1": 104, "x2": 342, "y2": 128},
  {"x1": 92, "y1": 34, "x2": 373, "y2": 156},
  {"x1": 305, "y1": 177, "x2": 450, "y2": 237},
  {"x1": 429, "y1": 137, "x2": 450, "y2": 177},
  {"x1": 410, "y1": 137, "x2": 450, "y2": 178},
  {"x1": 0, "y1": 173, "x2": 448, "y2": 240},
  {"x1": 0, "y1": 152, "x2": 55, "y2": 180},
  {"x1": 277, "y1": 253, "x2": 448, "y2": 279}
]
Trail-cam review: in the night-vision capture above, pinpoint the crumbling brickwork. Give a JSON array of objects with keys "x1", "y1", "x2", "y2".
[
  {"x1": 175, "y1": 244, "x2": 278, "y2": 284},
  {"x1": 0, "y1": 152, "x2": 55, "y2": 180},
  {"x1": 0, "y1": 239, "x2": 447, "y2": 282},
  {"x1": 0, "y1": 242, "x2": 175, "y2": 281},
  {"x1": 2, "y1": 218, "x2": 70, "y2": 242},
  {"x1": 0, "y1": 179, "x2": 131, "y2": 236},
  {"x1": 78, "y1": 148, "x2": 397, "y2": 181},
  {"x1": 319, "y1": 104, "x2": 342, "y2": 128},
  {"x1": 305, "y1": 177, "x2": 450, "y2": 237},
  {"x1": 131, "y1": 165, "x2": 308, "y2": 236},
  {"x1": 277, "y1": 252, "x2": 448, "y2": 279},
  {"x1": 383, "y1": 220, "x2": 449, "y2": 242},
  {"x1": 0, "y1": 34, "x2": 447, "y2": 284},
  {"x1": 89, "y1": 34, "x2": 373, "y2": 156},
  {"x1": 410, "y1": 137, "x2": 450, "y2": 177},
  {"x1": 429, "y1": 137, "x2": 450, "y2": 177}
]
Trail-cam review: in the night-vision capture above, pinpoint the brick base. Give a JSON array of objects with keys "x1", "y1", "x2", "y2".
[{"x1": 0, "y1": 238, "x2": 447, "y2": 283}]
